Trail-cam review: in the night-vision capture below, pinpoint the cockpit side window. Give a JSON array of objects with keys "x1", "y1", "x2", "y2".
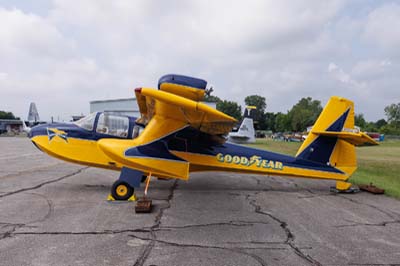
[
  {"x1": 74, "y1": 113, "x2": 96, "y2": 131},
  {"x1": 132, "y1": 124, "x2": 144, "y2": 139},
  {"x1": 96, "y1": 113, "x2": 129, "y2": 138}
]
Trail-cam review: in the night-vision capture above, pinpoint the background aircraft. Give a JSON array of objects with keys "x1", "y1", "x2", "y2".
[
  {"x1": 228, "y1": 106, "x2": 256, "y2": 144},
  {"x1": 29, "y1": 74, "x2": 378, "y2": 208}
]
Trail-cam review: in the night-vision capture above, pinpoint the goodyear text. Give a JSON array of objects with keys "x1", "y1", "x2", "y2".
[{"x1": 216, "y1": 153, "x2": 283, "y2": 170}]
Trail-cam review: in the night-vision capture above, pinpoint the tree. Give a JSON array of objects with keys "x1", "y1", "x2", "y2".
[
  {"x1": 244, "y1": 95, "x2": 266, "y2": 119},
  {"x1": 264, "y1": 112, "x2": 277, "y2": 131},
  {"x1": 275, "y1": 112, "x2": 290, "y2": 132},
  {"x1": 364, "y1": 122, "x2": 378, "y2": 132},
  {"x1": 203, "y1": 94, "x2": 221, "y2": 103},
  {"x1": 354, "y1": 113, "x2": 367, "y2": 129},
  {"x1": 244, "y1": 95, "x2": 267, "y2": 129},
  {"x1": 0, "y1": 111, "x2": 18, "y2": 120},
  {"x1": 375, "y1": 119, "x2": 387, "y2": 129},
  {"x1": 216, "y1": 100, "x2": 242, "y2": 120},
  {"x1": 287, "y1": 97, "x2": 322, "y2": 132},
  {"x1": 384, "y1": 103, "x2": 400, "y2": 128}
]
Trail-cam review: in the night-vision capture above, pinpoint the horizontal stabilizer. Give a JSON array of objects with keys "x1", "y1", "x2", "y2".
[{"x1": 311, "y1": 131, "x2": 378, "y2": 146}]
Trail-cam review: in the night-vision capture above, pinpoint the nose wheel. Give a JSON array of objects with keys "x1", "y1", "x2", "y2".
[{"x1": 111, "y1": 180, "x2": 134, "y2": 201}]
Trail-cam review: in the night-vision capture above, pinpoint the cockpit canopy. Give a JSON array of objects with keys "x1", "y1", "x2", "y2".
[
  {"x1": 74, "y1": 112, "x2": 139, "y2": 139},
  {"x1": 74, "y1": 113, "x2": 97, "y2": 131}
]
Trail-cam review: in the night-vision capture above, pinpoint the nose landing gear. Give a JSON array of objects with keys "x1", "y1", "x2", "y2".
[{"x1": 107, "y1": 167, "x2": 153, "y2": 213}]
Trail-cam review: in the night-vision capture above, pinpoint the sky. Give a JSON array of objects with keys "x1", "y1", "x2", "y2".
[{"x1": 0, "y1": 0, "x2": 399, "y2": 122}]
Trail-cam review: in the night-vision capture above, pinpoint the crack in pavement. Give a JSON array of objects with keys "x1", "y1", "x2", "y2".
[
  {"x1": 346, "y1": 263, "x2": 400, "y2": 266},
  {"x1": 131, "y1": 182, "x2": 269, "y2": 266},
  {"x1": 246, "y1": 194, "x2": 322, "y2": 266},
  {"x1": 0, "y1": 162, "x2": 64, "y2": 179},
  {"x1": 0, "y1": 167, "x2": 89, "y2": 198},
  {"x1": 335, "y1": 220, "x2": 400, "y2": 228},
  {"x1": 1, "y1": 222, "x2": 150, "y2": 240},
  {"x1": 0, "y1": 223, "x2": 25, "y2": 240},
  {"x1": 133, "y1": 180, "x2": 178, "y2": 266},
  {"x1": 129, "y1": 234, "x2": 269, "y2": 266},
  {"x1": 0, "y1": 192, "x2": 55, "y2": 240},
  {"x1": 10, "y1": 228, "x2": 151, "y2": 236},
  {"x1": 152, "y1": 220, "x2": 270, "y2": 231},
  {"x1": 25, "y1": 192, "x2": 54, "y2": 224}
]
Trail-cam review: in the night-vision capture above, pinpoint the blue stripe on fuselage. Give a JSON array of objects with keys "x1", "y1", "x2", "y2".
[
  {"x1": 126, "y1": 126, "x2": 343, "y2": 174},
  {"x1": 29, "y1": 121, "x2": 136, "y2": 141}
]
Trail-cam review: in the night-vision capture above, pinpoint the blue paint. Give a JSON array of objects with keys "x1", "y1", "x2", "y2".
[
  {"x1": 124, "y1": 126, "x2": 343, "y2": 174},
  {"x1": 29, "y1": 112, "x2": 138, "y2": 141},
  {"x1": 118, "y1": 167, "x2": 143, "y2": 188},
  {"x1": 158, "y1": 74, "x2": 207, "y2": 90},
  {"x1": 296, "y1": 109, "x2": 350, "y2": 165}
]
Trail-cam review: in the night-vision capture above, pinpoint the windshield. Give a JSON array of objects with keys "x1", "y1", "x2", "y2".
[
  {"x1": 74, "y1": 113, "x2": 97, "y2": 131},
  {"x1": 96, "y1": 113, "x2": 129, "y2": 138}
]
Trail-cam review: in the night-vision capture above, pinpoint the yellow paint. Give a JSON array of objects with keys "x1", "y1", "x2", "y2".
[
  {"x1": 128, "y1": 194, "x2": 137, "y2": 201},
  {"x1": 159, "y1": 82, "x2": 205, "y2": 101},
  {"x1": 97, "y1": 137, "x2": 190, "y2": 180},
  {"x1": 107, "y1": 194, "x2": 115, "y2": 201},
  {"x1": 171, "y1": 151, "x2": 348, "y2": 181},
  {"x1": 140, "y1": 87, "x2": 237, "y2": 135},
  {"x1": 31, "y1": 135, "x2": 121, "y2": 170},
  {"x1": 32, "y1": 88, "x2": 375, "y2": 189},
  {"x1": 116, "y1": 184, "x2": 128, "y2": 197},
  {"x1": 107, "y1": 194, "x2": 137, "y2": 201},
  {"x1": 336, "y1": 181, "x2": 352, "y2": 191},
  {"x1": 296, "y1": 96, "x2": 378, "y2": 181}
]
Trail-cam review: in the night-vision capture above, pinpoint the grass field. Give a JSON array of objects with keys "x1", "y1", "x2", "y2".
[{"x1": 247, "y1": 139, "x2": 400, "y2": 198}]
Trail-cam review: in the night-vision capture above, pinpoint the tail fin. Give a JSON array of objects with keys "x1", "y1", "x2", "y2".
[
  {"x1": 228, "y1": 106, "x2": 256, "y2": 143},
  {"x1": 296, "y1": 96, "x2": 378, "y2": 176},
  {"x1": 238, "y1": 106, "x2": 256, "y2": 141},
  {"x1": 237, "y1": 116, "x2": 255, "y2": 142}
]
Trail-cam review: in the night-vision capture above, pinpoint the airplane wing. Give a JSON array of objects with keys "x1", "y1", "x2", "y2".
[
  {"x1": 136, "y1": 87, "x2": 237, "y2": 136},
  {"x1": 98, "y1": 75, "x2": 237, "y2": 179}
]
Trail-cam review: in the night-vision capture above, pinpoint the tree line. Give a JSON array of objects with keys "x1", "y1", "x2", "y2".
[
  {"x1": 0, "y1": 111, "x2": 19, "y2": 120},
  {"x1": 1, "y1": 98, "x2": 399, "y2": 135},
  {"x1": 205, "y1": 94, "x2": 400, "y2": 135}
]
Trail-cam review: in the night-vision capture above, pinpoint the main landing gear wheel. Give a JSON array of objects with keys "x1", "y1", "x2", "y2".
[{"x1": 111, "y1": 180, "x2": 134, "y2": 200}]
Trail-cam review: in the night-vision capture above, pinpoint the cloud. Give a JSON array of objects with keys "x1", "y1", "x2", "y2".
[
  {"x1": 363, "y1": 3, "x2": 400, "y2": 54},
  {"x1": 0, "y1": 0, "x2": 399, "y2": 122},
  {"x1": 328, "y1": 62, "x2": 362, "y2": 87}
]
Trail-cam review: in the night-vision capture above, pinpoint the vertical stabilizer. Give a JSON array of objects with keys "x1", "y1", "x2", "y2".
[
  {"x1": 228, "y1": 106, "x2": 256, "y2": 143},
  {"x1": 27, "y1": 102, "x2": 40, "y2": 122},
  {"x1": 296, "y1": 97, "x2": 358, "y2": 176}
]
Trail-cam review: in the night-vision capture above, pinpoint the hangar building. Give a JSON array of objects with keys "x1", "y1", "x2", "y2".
[
  {"x1": 89, "y1": 97, "x2": 216, "y2": 118},
  {"x1": 0, "y1": 120, "x2": 23, "y2": 134},
  {"x1": 90, "y1": 98, "x2": 139, "y2": 117}
]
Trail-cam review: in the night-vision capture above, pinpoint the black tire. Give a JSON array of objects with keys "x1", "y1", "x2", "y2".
[{"x1": 111, "y1": 181, "x2": 134, "y2": 200}]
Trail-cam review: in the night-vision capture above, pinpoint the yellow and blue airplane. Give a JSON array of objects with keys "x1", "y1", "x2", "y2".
[{"x1": 29, "y1": 74, "x2": 378, "y2": 202}]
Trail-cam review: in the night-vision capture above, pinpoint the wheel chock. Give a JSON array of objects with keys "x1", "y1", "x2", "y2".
[
  {"x1": 359, "y1": 183, "x2": 384, "y2": 194},
  {"x1": 107, "y1": 194, "x2": 115, "y2": 201},
  {"x1": 128, "y1": 194, "x2": 137, "y2": 201},
  {"x1": 107, "y1": 194, "x2": 137, "y2": 201},
  {"x1": 135, "y1": 197, "x2": 152, "y2": 213}
]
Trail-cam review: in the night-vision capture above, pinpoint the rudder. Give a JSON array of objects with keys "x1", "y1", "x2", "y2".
[{"x1": 296, "y1": 96, "x2": 358, "y2": 177}]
